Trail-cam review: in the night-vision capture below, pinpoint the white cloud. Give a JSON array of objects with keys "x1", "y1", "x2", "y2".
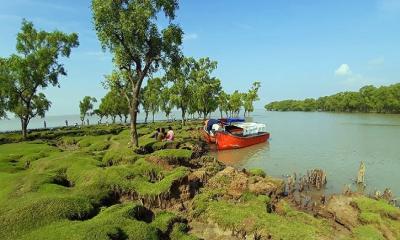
[
  {"x1": 183, "y1": 33, "x2": 198, "y2": 41},
  {"x1": 368, "y1": 56, "x2": 385, "y2": 65},
  {"x1": 334, "y1": 64, "x2": 352, "y2": 76}
]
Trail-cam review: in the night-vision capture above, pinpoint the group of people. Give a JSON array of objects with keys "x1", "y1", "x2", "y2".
[{"x1": 152, "y1": 126, "x2": 175, "y2": 141}]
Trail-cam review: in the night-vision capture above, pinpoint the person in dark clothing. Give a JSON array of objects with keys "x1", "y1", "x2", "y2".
[
  {"x1": 206, "y1": 119, "x2": 219, "y2": 133},
  {"x1": 151, "y1": 128, "x2": 161, "y2": 139},
  {"x1": 158, "y1": 128, "x2": 166, "y2": 141}
]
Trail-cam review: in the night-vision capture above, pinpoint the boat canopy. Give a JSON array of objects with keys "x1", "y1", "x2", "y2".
[
  {"x1": 232, "y1": 122, "x2": 267, "y2": 136},
  {"x1": 219, "y1": 118, "x2": 245, "y2": 124}
]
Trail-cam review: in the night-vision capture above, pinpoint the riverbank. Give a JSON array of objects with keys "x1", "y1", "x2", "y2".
[{"x1": 0, "y1": 121, "x2": 399, "y2": 239}]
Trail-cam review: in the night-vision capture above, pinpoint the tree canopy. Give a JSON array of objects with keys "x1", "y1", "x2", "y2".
[
  {"x1": 92, "y1": 0, "x2": 183, "y2": 146},
  {"x1": 166, "y1": 57, "x2": 196, "y2": 125},
  {"x1": 265, "y1": 83, "x2": 400, "y2": 113},
  {"x1": 79, "y1": 96, "x2": 97, "y2": 124},
  {"x1": 0, "y1": 20, "x2": 79, "y2": 137},
  {"x1": 143, "y1": 77, "x2": 162, "y2": 123},
  {"x1": 191, "y1": 57, "x2": 221, "y2": 119}
]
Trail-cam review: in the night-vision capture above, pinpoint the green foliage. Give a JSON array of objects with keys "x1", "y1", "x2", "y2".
[
  {"x1": 0, "y1": 20, "x2": 79, "y2": 137},
  {"x1": 143, "y1": 77, "x2": 163, "y2": 123},
  {"x1": 191, "y1": 57, "x2": 221, "y2": 119},
  {"x1": 265, "y1": 83, "x2": 400, "y2": 113},
  {"x1": 79, "y1": 96, "x2": 97, "y2": 123},
  {"x1": 166, "y1": 57, "x2": 196, "y2": 125},
  {"x1": 92, "y1": 0, "x2": 183, "y2": 146},
  {"x1": 243, "y1": 81, "x2": 261, "y2": 116},
  {"x1": 98, "y1": 89, "x2": 129, "y2": 123},
  {"x1": 228, "y1": 90, "x2": 244, "y2": 117}
]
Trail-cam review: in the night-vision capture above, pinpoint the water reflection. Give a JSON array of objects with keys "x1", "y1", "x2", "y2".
[
  {"x1": 210, "y1": 142, "x2": 270, "y2": 166},
  {"x1": 209, "y1": 110, "x2": 400, "y2": 196}
]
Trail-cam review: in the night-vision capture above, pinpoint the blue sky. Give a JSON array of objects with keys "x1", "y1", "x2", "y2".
[{"x1": 1, "y1": 0, "x2": 399, "y2": 115}]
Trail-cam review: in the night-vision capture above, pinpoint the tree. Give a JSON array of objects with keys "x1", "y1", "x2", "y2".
[
  {"x1": 98, "y1": 90, "x2": 129, "y2": 124},
  {"x1": 243, "y1": 81, "x2": 261, "y2": 117},
  {"x1": 217, "y1": 91, "x2": 230, "y2": 118},
  {"x1": 166, "y1": 57, "x2": 196, "y2": 125},
  {"x1": 143, "y1": 77, "x2": 162, "y2": 123},
  {"x1": 0, "y1": 20, "x2": 78, "y2": 137},
  {"x1": 92, "y1": 0, "x2": 183, "y2": 147},
  {"x1": 141, "y1": 86, "x2": 151, "y2": 123},
  {"x1": 192, "y1": 57, "x2": 221, "y2": 119},
  {"x1": 93, "y1": 109, "x2": 105, "y2": 123},
  {"x1": 228, "y1": 90, "x2": 243, "y2": 117},
  {"x1": 264, "y1": 83, "x2": 400, "y2": 114},
  {"x1": 79, "y1": 96, "x2": 97, "y2": 125},
  {"x1": 159, "y1": 83, "x2": 174, "y2": 120}
]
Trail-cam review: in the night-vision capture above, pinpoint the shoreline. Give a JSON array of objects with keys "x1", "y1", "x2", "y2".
[{"x1": 0, "y1": 121, "x2": 399, "y2": 239}]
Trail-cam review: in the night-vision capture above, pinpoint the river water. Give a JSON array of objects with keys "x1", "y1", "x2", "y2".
[
  {"x1": 1, "y1": 110, "x2": 399, "y2": 196},
  {"x1": 212, "y1": 110, "x2": 400, "y2": 197}
]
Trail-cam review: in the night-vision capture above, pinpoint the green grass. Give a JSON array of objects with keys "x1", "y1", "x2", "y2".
[
  {"x1": 192, "y1": 191, "x2": 332, "y2": 239},
  {"x1": 248, "y1": 168, "x2": 266, "y2": 177},
  {"x1": 351, "y1": 196, "x2": 400, "y2": 239},
  {"x1": 18, "y1": 203, "x2": 162, "y2": 240},
  {"x1": 0, "y1": 123, "x2": 200, "y2": 239},
  {"x1": 151, "y1": 149, "x2": 193, "y2": 164},
  {"x1": 351, "y1": 225, "x2": 385, "y2": 240}
]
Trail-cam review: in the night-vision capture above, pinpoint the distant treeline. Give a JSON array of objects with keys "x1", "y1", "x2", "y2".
[{"x1": 265, "y1": 83, "x2": 400, "y2": 113}]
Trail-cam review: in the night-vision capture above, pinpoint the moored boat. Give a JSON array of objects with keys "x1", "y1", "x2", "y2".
[
  {"x1": 203, "y1": 119, "x2": 270, "y2": 150},
  {"x1": 202, "y1": 127, "x2": 216, "y2": 143},
  {"x1": 215, "y1": 124, "x2": 270, "y2": 150}
]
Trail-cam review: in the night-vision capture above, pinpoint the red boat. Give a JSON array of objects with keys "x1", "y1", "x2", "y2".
[
  {"x1": 203, "y1": 122, "x2": 270, "y2": 150},
  {"x1": 202, "y1": 127, "x2": 216, "y2": 143},
  {"x1": 215, "y1": 130, "x2": 270, "y2": 150}
]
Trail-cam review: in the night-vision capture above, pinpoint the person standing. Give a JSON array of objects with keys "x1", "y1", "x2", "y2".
[
  {"x1": 86, "y1": 118, "x2": 89, "y2": 126},
  {"x1": 65, "y1": 120, "x2": 68, "y2": 127},
  {"x1": 44, "y1": 120, "x2": 47, "y2": 129}
]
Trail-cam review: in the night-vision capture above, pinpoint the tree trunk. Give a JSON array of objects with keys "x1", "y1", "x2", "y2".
[
  {"x1": 130, "y1": 107, "x2": 139, "y2": 147},
  {"x1": 21, "y1": 118, "x2": 28, "y2": 138},
  {"x1": 145, "y1": 111, "x2": 149, "y2": 123},
  {"x1": 152, "y1": 112, "x2": 155, "y2": 123},
  {"x1": 129, "y1": 90, "x2": 140, "y2": 147},
  {"x1": 181, "y1": 108, "x2": 186, "y2": 126}
]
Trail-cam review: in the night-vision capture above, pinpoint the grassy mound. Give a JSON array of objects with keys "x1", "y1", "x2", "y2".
[
  {"x1": 0, "y1": 123, "x2": 200, "y2": 239},
  {"x1": 192, "y1": 178, "x2": 332, "y2": 239}
]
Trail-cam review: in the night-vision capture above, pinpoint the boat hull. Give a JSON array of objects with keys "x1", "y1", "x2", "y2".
[
  {"x1": 202, "y1": 129, "x2": 216, "y2": 143},
  {"x1": 215, "y1": 132, "x2": 270, "y2": 150}
]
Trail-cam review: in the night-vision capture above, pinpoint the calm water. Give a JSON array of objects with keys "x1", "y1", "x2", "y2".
[
  {"x1": 0, "y1": 111, "x2": 183, "y2": 132},
  {"x1": 213, "y1": 110, "x2": 400, "y2": 196}
]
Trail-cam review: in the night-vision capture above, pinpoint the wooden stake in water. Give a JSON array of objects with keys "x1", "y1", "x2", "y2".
[{"x1": 357, "y1": 161, "x2": 366, "y2": 184}]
